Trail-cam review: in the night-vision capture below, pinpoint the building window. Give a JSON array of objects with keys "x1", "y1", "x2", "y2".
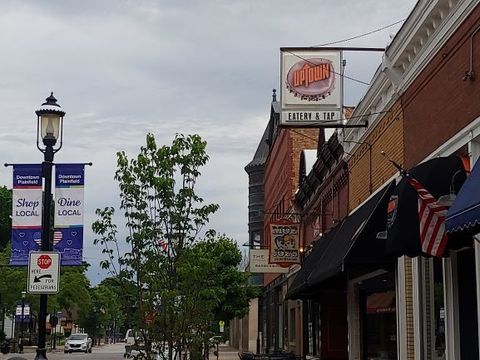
[
  {"x1": 360, "y1": 272, "x2": 397, "y2": 360},
  {"x1": 289, "y1": 308, "x2": 296, "y2": 343},
  {"x1": 420, "y1": 257, "x2": 445, "y2": 360}
]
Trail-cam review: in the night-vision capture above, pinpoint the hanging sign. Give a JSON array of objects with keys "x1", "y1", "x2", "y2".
[
  {"x1": 10, "y1": 164, "x2": 43, "y2": 266},
  {"x1": 249, "y1": 249, "x2": 288, "y2": 273},
  {"x1": 53, "y1": 164, "x2": 85, "y2": 266},
  {"x1": 280, "y1": 48, "x2": 343, "y2": 126},
  {"x1": 269, "y1": 221, "x2": 301, "y2": 265}
]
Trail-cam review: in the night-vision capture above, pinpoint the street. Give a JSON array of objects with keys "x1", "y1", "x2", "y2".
[
  {"x1": 0, "y1": 342, "x2": 126, "y2": 360},
  {"x1": 0, "y1": 343, "x2": 239, "y2": 360}
]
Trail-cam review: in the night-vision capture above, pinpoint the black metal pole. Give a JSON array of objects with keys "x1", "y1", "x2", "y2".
[
  {"x1": 20, "y1": 298, "x2": 25, "y2": 353},
  {"x1": 0, "y1": 292, "x2": 4, "y2": 335},
  {"x1": 1, "y1": 307, "x2": 4, "y2": 335},
  {"x1": 52, "y1": 307, "x2": 56, "y2": 350},
  {"x1": 35, "y1": 144, "x2": 54, "y2": 360}
]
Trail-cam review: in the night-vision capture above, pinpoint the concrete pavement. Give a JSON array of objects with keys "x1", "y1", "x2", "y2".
[
  {"x1": 215, "y1": 344, "x2": 240, "y2": 360},
  {"x1": 0, "y1": 342, "x2": 241, "y2": 360}
]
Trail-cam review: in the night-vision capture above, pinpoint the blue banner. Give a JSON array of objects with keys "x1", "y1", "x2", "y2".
[
  {"x1": 54, "y1": 164, "x2": 85, "y2": 266},
  {"x1": 10, "y1": 164, "x2": 43, "y2": 266}
]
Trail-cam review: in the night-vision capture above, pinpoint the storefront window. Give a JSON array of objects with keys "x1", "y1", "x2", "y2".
[
  {"x1": 304, "y1": 300, "x2": 320, "y2": 356},
  {"x1": 433, "y1": 258, "x2": 445, "y2": 359},
  {"x1": 289, "y1": 308, "x2": 296, "y2": 343},
  {"x1": 360, "y1": 273, "x2": 397, "y2": 360}
]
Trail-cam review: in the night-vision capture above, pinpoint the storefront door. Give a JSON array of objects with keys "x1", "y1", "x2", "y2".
[{"x1": 360, "y1": 273, "x2": 397, "y2": 360}]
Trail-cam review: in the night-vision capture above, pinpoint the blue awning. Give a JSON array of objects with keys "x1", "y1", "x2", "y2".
[{"x1": 446, "y1": 159, "x2": 480, "y2": 236}]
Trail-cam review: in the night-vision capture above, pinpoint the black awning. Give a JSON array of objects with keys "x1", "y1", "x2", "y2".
[
  {"x1": 285, "y1": 225, "x2": 340, "y2": 300},
  {"x1": 305, "y1": 181, "x2": 396, "y2": 290},
  {"x1": 446, "y1": 158, "x2": 480, "y2": 236},
  {"x1": 386, "y1": 156, "x2": 467, "y2": 257}
]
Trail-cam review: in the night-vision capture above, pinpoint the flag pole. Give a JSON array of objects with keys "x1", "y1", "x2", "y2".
[{"x1": 380, "y1": 151, "x2": 408, "y2": 177}]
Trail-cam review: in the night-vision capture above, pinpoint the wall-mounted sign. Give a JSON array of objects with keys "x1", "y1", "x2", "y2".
[
  {"x1": 249, "y1": 249, "x2": 289, "y2": 273},
  {"x1": 280, "y1": 48, "x2": 343, "y2": 126},
  {"x1": 269, "y1": 221, "x2": 301, "y2": 265}
]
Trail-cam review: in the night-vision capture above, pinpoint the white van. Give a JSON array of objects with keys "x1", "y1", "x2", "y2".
[{"x1": 124, "y1": 329, "x2": 145, "y2": 357}]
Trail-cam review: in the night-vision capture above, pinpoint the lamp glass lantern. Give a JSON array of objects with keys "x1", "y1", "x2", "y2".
[{"x1": 35, "y1": 92, "x2": 65, "y2": 152}]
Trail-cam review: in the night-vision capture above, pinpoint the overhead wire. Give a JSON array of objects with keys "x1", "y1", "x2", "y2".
[
  {"x1": 283, "y1": 18, "x2": 407, "y2": 86},
  {"x1": 283, "y1": 50, "x2": 371, "y2": 86},
  {"x1": 313, "y1": 18, "x2": 406, "y2": 47}
]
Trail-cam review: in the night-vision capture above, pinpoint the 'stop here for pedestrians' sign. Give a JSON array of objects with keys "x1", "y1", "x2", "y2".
[{"x1": 28, "y1": 251, "x2": 60, "y2": 294}]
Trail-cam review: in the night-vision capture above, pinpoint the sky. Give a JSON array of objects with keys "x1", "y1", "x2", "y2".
[{"x1": 0, "y1": 0, "x2": 417, "y2": 284}]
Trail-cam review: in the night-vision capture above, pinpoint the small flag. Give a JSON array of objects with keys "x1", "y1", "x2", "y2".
[
  {"x1": 407, "y1": 177, "x2": 448, "y2": 257},
  {"x1": 157, "y1": 239, "x2": 168, "y2": 252}
]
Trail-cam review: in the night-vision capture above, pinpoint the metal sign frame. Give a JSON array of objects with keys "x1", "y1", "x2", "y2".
[{"x1": 27, "y1": 251, "x2": 61, "y2": 294}]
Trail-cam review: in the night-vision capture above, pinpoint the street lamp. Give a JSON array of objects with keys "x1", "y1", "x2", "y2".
[
  {"x1": 34, "y1": 93, "x2": 65, "y2": 360},
  {"x1": 20, "y1": 291, "x2": 26, "y2": 353}
]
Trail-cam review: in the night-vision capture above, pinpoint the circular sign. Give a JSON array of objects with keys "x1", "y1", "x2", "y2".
[
  {"x1": 37, "y1": 254, "x2": 52, "y2": 269},
  {"x1": 286, "y1": 58, "x2": 335, "y2": 101}
]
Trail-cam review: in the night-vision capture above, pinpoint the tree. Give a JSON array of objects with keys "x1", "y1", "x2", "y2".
[
  {"x1": 50, "y1": 266, "x2": 92, "y2": 324},
  {"x1": 93, "y1": 133, "x2": 255, "y2": 360},
  {"x1": 0, "y1": 186, "x2": 11, "y2": 251},
  {"x1": 77, "y1": 281, "x2": 124, "y2": 344},
  {"x1": 177, "y1": 234, "x2": 258, "y2": 358}
]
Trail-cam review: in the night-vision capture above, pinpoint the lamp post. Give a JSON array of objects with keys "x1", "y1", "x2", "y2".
[
  {"x1": 19, "y1": 290, "x2": 26, "y2": 353},
  {"x1": 34, "y1": 93, "x2": 65, "y2": 360}
]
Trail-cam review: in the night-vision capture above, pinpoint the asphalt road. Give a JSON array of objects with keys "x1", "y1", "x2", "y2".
[{"x1": 0, "y1": 342, "x2": 127, "y2": 360}]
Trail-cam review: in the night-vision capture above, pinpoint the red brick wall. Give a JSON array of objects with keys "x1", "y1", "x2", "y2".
[
  {"x1": 402, "y1": 4, "x2": 480, "y2": 167},
  {"x1": 263, "y1": 127, "x2": 318, "y2": 285},
  {"x1": 301, "y1": 162, "x2": 348, "y2": 248}
]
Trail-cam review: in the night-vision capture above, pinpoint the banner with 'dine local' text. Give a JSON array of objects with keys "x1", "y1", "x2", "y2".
[
  {"x1": 10, "y1": 164, "x2": 43, "y2": 266},
  {"x1": 54, "y1": 164, "x2": 85, "y2": 266}
]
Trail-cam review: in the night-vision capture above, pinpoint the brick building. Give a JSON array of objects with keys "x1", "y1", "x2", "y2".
[
  {"x1": 342, "y1": 0, "x2": 480, "y2": 358},
  {"x1": 239, "y1": 1, "x2": 480, "y2": 358},
  {"x1": 260, "y1": 94, "x2": 319, "y2": 353}
]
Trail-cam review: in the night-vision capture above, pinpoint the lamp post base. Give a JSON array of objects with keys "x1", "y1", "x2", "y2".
[{"x1": 34, "y1": 348, "x2": 48, "y2": 359}]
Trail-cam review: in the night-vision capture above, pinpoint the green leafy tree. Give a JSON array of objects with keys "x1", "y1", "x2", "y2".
[
  {"x1": 93, "y1": 133, "x2": 255, "y2": 360},
  {"x1": 49, "y1": 266, "x2": 92, "y2": 325},
  {"x1": 176, "y1": 234, "x2": 258, "y2": 358},
  {"x1": 77, "y1": 282, "x2": 124, "y2": 344},
  {"x1": 0, "y1": 186, "x2": 12, "y2": 250},
  {"x1": 0, "y1": 245, "x2": 27, "y2": 314}
]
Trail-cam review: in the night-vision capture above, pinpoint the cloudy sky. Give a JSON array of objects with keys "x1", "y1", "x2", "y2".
[{"x1": 0, "y1": 0, "x2": 416, "y2": 284}]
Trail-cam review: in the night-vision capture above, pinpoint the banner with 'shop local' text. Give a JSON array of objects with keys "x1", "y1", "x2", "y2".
[
  {"x1": 10, "y1": 164, "x2": 43, "y2": 266},
  {"x1": 54, "y1": 164, "x2": 85, "y2": 266}
]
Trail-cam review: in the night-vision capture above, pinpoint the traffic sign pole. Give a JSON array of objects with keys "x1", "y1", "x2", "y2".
[{"x1": 35, "y1": 149, "x2": 54, "y2": 360}]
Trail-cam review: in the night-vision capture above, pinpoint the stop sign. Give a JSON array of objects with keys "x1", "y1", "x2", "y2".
[{"x1": 37, "y1": 254, "x2": 52, "y2": 269}]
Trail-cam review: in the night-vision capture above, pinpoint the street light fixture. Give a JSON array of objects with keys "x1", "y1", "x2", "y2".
[
  {"x1": 36, "y1": 92, "x2": 65, "y2": 156},
  {"x1": 34, "y1": 93, "x2": 65, "y2": 360}
]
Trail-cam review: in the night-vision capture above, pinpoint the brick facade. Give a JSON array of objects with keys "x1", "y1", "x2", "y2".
[
  {"x1": 296, "y1": 132, "x2": 348, "y2": 248},
  {"x1": 348, "y1": 99, "x2": 404, "y2": 210},
  {"x1": 402, "y1": 4, "x2": 480, "y2": 167},
  {"x1": 263, "y1": 127, "x2": 318, "y2": 286}
]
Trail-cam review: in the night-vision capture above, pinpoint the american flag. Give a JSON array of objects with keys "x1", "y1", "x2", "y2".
[
  {"x1": 407, "y1": 176, "x2": 449, "y2": 257},
  {"x1": 157, "y1": 239, "x2": 169, "y2": 252}
]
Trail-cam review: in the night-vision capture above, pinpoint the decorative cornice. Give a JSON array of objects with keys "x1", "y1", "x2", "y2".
[{"x1": 342, "y1": 0, "x2": 478, "y2": 157}]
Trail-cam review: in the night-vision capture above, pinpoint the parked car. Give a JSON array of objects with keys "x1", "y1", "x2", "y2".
[{"x1": 64, "y1": 333, "x2": 93, "y2": 354}]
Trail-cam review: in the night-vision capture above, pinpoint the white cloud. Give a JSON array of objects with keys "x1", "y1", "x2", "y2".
[{"x1": 0, "y1": 0, "x2": 416, "y2": 284}]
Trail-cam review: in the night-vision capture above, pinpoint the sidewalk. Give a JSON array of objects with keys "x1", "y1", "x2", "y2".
[{"x1": 214, "y1": 344, "x2": 240, "y2": 360}]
